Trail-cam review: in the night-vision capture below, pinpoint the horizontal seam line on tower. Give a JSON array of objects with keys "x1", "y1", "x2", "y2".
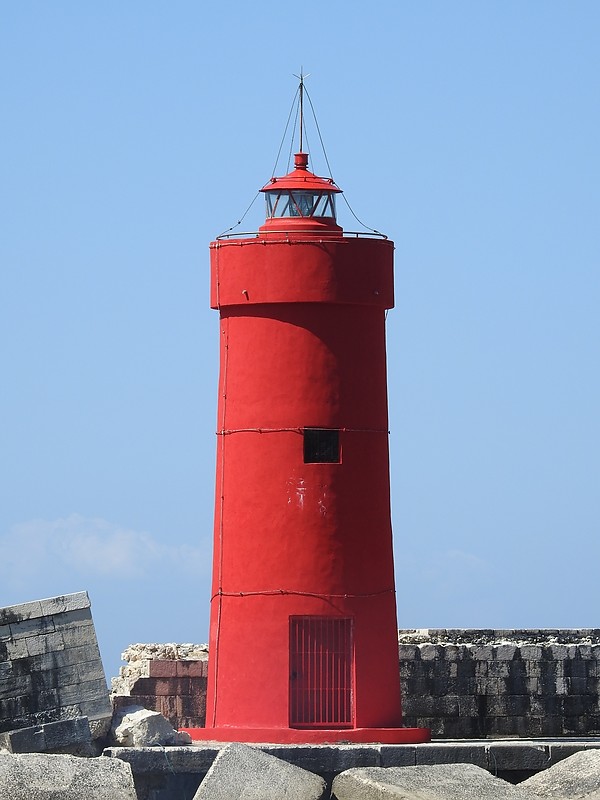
[
  {"x1": 210, "y1": 589, "x2": 395, "y2": 601},
  {"x1": 216, "y1": 427, "x2": 390, "y2": 435}
]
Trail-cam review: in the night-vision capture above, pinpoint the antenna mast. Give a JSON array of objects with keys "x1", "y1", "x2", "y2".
[
  {"x1": 299, "y1": 70, "x2": 304, "y2": 153},
  {"x1": 294, "y1": 68, "x2": 310, "y2": 154}
]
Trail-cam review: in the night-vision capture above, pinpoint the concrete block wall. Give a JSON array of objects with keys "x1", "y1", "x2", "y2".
[
  {"x1": 112, "y1": 631, "x2": 600, "y2": 738},
  {"x1": 0, "y1": 592, "x2": 112, "y2": 737},
  {"x1": 18, "y1": 613, "x2": 598, "y2": 741},
  {"x1": 399, "y1": 629, "x2": 600, "y2": 738}
]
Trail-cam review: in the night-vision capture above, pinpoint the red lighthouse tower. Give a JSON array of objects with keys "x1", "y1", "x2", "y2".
[{"x1": 190, "y1": 90, "x2": 429, "y2": 744}]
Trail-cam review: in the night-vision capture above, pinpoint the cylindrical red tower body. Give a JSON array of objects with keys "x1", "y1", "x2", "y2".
[{"x1": 188, "y1": 152, "x2": 429, "y2": 743}]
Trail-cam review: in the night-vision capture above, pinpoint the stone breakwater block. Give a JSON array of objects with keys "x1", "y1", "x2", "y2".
[
  {"x1": 489, "y1": 742, "x2": 550, "y2": 771},
  {"x1": 193, "y1": 742, "x2": 327, "y2": 800},
  {"x1": 0, "y1": 753, "x2": 137, "y2": 800},
  {"x1": 0, "y1": 717, "x2": 91, "y2": 753},
  {"x1": 264, "y1": 744, "x2": 382, "y2": 774},
  {"x1": 521, "y1": 749, "x2": 600, "y2": 798},
  {"x1": 411, "y1": 742, "x2": 488, "y2": 769},
  {"x1": 332, "y1": 763, "x2": 536, "y2": 800}
]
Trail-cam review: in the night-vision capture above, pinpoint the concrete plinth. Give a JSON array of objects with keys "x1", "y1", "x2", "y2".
[{"x1": 183, "y1": 727, "x2": 431, "y2": 745}]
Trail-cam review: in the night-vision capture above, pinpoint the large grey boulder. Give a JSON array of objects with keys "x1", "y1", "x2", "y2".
[
  {"x1": 521, "y1": 750, "x2": 600, "y2": 798},
  {"x1": 193, "y1": 742, "x2": 327, "y2": 800},
  {"x1": 111, "y1": 705, "x2": 191, "y2": 747},
  {"x1": 0, "y1": 753, "x2": 136, "y2": 800},
  {"x1": 332, "y1": 763, "x2": 535, "y2": 800}
]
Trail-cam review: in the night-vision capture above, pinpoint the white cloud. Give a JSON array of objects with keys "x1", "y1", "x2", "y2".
[
  {"x1": 443, "y1": 549, "x2": 490, "y2": 571},
  {"x1": 425, "y1": 549, "x2": 491, "y2": 579},
  {"x1": 407, "y1": 547, "x2": 496, "y2": 595},
  {"x1": 0, "y1": 513, "x2": 207, "y2": 585}
]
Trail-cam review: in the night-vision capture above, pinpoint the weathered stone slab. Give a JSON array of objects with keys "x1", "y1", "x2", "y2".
[
  {"x1": 265, "y1": 744, "x2": 381, "y2": 774},
  {"x1": 40, "y1": 593, "x2": 90, "y2": 616},
  {"x1": 104, "y1": 745, "x2": 221, "y2": 774},
  {"x1": 547, "y1": 743, "x2": 600, "y2": 766},
  {"x1": 0, "y1": 727, "x2": 44, "y2": 753},
  {"x1": 488, "y1": 742, "x2": 550, "y2": 771},
  {"x1": 379, "y1": 745, "x2": 417, "y2": 767},
  {"x1": 193, "y1": 742, "x2": 326, "y2": 800},
  {"x1": 521, "y1": 749, "x2": 600, "y2": 798},
  {"x1": 332, "y1": 763, "x2": 535, "y2": 800},
  {"x1": 0, "y1": 717, "x2": 91, "y2": 754},
  {"x1": 0, "y1": 601, "x2": 44, "y2": 626},
  {"x1": 415, "y1": 743, "x2": 488, "y2": 769},
  {"x1": 43, "y1": 717, "x2": 92, "y2": 751},
  {"x1": 0, "y1": 753, "x2": 136, "y2": 799}
]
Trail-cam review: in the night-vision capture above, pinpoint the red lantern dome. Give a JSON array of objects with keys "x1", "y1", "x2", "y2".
[{"x1": 259, "y1": 152, "x2": 342, "y2": 235}]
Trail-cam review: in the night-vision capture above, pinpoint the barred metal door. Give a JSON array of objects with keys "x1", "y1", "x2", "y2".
[{"x1": 289, "y1": 616, "x2": 353, "y2": 728}]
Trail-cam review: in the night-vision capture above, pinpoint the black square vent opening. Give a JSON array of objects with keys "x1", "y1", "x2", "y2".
[{"x1": 303, "y1": 428, "x2": 340, "y2": 464}]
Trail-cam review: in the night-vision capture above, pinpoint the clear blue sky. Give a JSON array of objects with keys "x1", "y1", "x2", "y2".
[{"x1": 1, "y1": 2, "x2": 598, "y2": 680}]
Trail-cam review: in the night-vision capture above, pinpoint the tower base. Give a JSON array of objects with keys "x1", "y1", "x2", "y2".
[{"x1": 181, "y1": 726, "x2": 431, "y2": 744}]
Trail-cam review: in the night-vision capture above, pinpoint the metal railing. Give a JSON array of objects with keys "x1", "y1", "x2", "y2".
[{"x1": 215, "y1": 229, "x2": 388, "y2": 241}]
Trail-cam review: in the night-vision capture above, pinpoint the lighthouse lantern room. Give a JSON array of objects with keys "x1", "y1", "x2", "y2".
[{"x1": 187, "y1": 81, "x2": 430, "y2": 744}]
